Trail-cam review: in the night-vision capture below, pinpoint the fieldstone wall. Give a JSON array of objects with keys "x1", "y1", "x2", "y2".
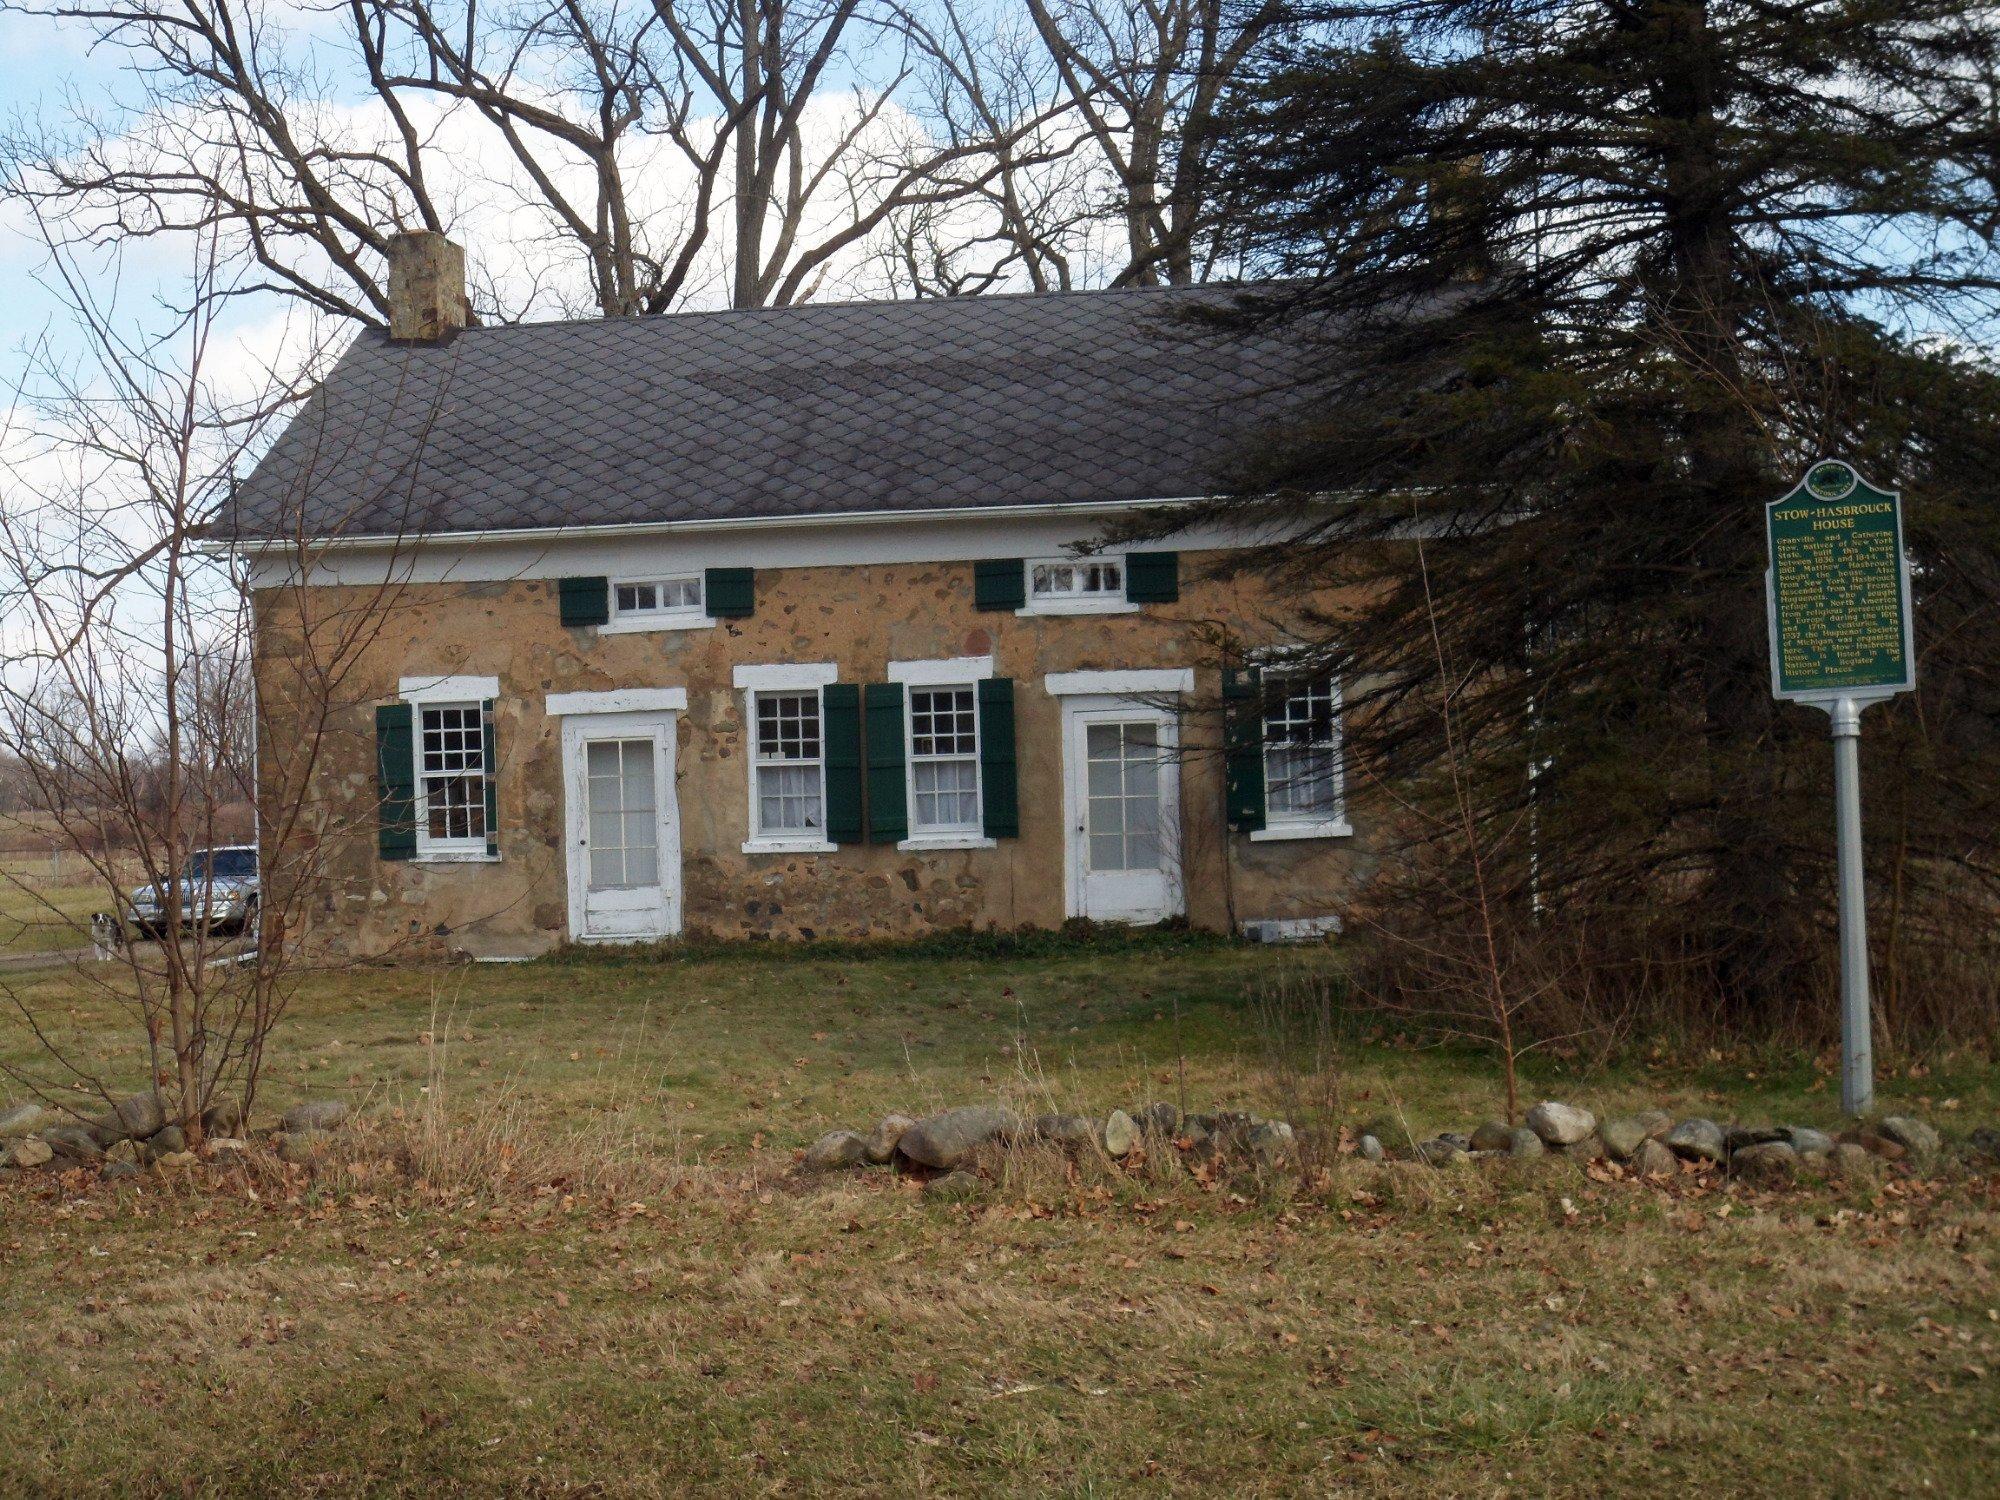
[{"x1": 254, "y1": 550, "x2": 1377, "y2": 956}]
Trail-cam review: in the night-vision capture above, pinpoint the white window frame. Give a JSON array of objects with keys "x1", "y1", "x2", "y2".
[
  {"x1": 599, "y1": 573, "x2": 714, "y2": 634},
  {"x1": 734, "y1": 662, "x2": 839, "y2": 854},
  {"x1": 398, "y1": 675, "x2": 502, "y2": 862},
  {"x1": 1249, "y1": 664, "x2": 1351, "y2": 842},
  {"x1": 888, "y1": 656, "x2": 996, "y2": 851},
  {"x1": 1018, "y1": 555, "x2": 1139, "y2": 617}
]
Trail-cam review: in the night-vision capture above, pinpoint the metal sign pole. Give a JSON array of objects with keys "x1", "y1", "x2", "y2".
[
  {"x1": 1766, "y1": 458, "x2": 1913, "y2": 1121},
  {"x1": 1827, "y1": 695, "x2": 1872, "y2": 1115}
]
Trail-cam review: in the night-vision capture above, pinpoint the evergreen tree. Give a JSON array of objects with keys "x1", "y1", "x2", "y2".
[{"x1": 1190, "y1": 1, "x2": 2000, "y2": 1022}]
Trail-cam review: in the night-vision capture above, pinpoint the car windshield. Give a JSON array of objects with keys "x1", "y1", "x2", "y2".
[{"x1": 183, "y1": 848, "x2": 256, "y2": 881}]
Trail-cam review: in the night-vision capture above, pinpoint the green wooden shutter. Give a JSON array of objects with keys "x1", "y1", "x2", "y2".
[
  {"x1": 375, "y1": 702, "x2": 418, "y2": 861},
  {"x1": 973, "y1": 558, "x2": 1026, "y2": 611},
  {"x1": 558, "y1": 576, "x2": 609, "y2": 627},
  {"x1": 1223, "y1": 667, "x2": 1267, "y2": 833},
  {"x1": 1125, "y1": 551, "x2": 1180, "y2": 603},
  {"x1": 864, "y1": 682, "x2": 908, "y2": 843},
  {"x1": 481, "y1": 698, "x2": 499, "y2": 858},
  {"x1": 977, "y1": 677, "x2": 1018, "y2": 838},
  {"x1": 823, "y1": 684, "x2": 863, "y2": 845},
  {"x1": 705, "y1": 567, "x2": 755, "y2": 618}
]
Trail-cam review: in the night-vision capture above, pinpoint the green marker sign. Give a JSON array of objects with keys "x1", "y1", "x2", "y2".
[{"x1": 1765, "y1": 460, "x2": 1913, "y2": 702}]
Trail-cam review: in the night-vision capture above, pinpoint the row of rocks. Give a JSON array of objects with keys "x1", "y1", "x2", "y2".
[
  {"x1": 0, "y1": 1094, "x2": 352, "y2": 1181},
  {"x1": 1370, "y1": 1100, "x2": 1972, "y2": 1184},
  {"x1": 803, "y1": 1101, "x2": 1299, "y2": 1195}
]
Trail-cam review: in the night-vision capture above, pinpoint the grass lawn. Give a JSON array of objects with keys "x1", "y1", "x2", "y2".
[
  {"x1": 0, "y1": 852, "x2": 112, "y2": 957},
  {"x1": 0, "y1": 937, "x2": 1995, "y2": 1494}
]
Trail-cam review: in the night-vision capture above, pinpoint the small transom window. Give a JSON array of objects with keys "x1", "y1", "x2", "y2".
[
  {"x1": 614, "y1": 575, "x2": 704, "y2": 620},
  {"x1": 1030, "y1": 559, "x2": 1124, "y2": 603}
]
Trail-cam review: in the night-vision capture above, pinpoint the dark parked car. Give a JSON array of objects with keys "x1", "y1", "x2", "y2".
[{"x1": 125, "y1": 845, "x2": 259, "y2": 938}]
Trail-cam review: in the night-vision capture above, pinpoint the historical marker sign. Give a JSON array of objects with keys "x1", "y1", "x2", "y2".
[
  {"x1": 1764, "y1": 458, "x2": 1915, "y2": 1117},
  {"x1": 1765, "y1": 459, "x2": 1913, "y2": 703}
]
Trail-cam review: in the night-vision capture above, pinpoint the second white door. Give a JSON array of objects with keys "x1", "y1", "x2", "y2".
[
  {"x1": 1064, "y1": 701, "x2": 1183, "y2": 923},
  {"x1": 562, "y1": 712, "x2": 681, "y2": 941}
]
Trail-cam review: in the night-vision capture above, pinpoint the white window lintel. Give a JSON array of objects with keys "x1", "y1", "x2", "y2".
[
  {"x1": 1044, "y1": 668, "x2": 1194, "y2": 697},
  {"x1": 399, "y1": 674, "x2": 499, "y2": 704},
  {"x1": 733, "y1": 662, "x2": 839, "y2": 691},
  {"x1": 886, "y1": 655, "x2": 994, "y2": 687},
  {"x1": 545, "y1": 688, "x2": 688, "y2": 717}
]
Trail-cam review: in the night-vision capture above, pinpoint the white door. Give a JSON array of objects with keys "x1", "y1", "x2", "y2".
[
  {"x1": 1064, "y1": 702, "x2": 1183, "y2": 923},
  {"x1": 562, "y1": 712, "x2": 681, "y2": 941}
]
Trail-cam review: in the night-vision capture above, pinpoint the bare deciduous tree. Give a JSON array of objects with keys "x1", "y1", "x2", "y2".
[
  {"x1": 1021, "y1": 0, "x2": 1281, "y2": 285},
  {"x1": 2, "y1": 0, "x2": 1093, "y2": 321},
  {"x1": 0, "y1": 221, "x2": 444, "y2": 1145}
]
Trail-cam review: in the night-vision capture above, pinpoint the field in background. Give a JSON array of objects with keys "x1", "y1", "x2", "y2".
[
  {"x1": 0, "y1": 850, "x2": 119, "y2": 957},
  {"x1": 0, "y1": 940, "x2": 1995, "y2": 1493}
]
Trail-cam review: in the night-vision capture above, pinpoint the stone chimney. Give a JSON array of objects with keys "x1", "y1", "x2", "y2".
[{"x1": 387, "y1": 230, "x2": 471, "y2": 342}]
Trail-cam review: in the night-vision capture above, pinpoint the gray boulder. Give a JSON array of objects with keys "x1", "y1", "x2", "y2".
[
  {"x1": 1631, "y1": 1138, "x2": 1677, "y2": 1178},
  {"x1": 0, "y1": 1102, "x2": 44, "y2": 1138},
  {"x1": 1725, "y1": 1125, "x2": 1787, "y2": 1151},
  {"x1": 281, "y1": 1099, "x2": 351, "y2": 1134},
  {"x1": 1732, "y1": 1140, "x2": 1798, "y2": 1183},
  {"x1": 1601, "y1": 1114, "x2": 1670, "y2": 1162},
  {"x1": 896, "y1": 1106, "x2": 1019, "y2": 1169},
  {"x1": 1030, "y1": 1113, "x2": 1097, "y2": 1149},
  {"x1": 1878, "y1": 1116, "x2": 1940, "y2": 1160},
  {"x1": 864, "y1": 1114, "x2": 915, "y2": 1165},
  {"x1": 1507, "y1": 1127, "x2": 1546, "y2": 1161},
  {"x1": 43, "y1": 1124, "x2": 102, "y2": 1161},
  {"x1": 103, "y1": 1138, "x2": 143, "y2": 1166},
  {"x1": 802, "y1": 1130, "x2": 869, "y2": 1172},
  {"x1": 1100, "y1": 1109, "x2": 1140, "y2": 1158},
  {"x1": 1778, "y1": 1126, "x2": 1835, "y2": 1158},
  {"x1": 1666, "y1": 1118, "x2": 1726, "y2": 1164},
  {"x1": 1246, "y1": 1120, "x2": 1295, "y2": 1166},
  {"x1": 1356, "y1": 1134, "x2": 1385, "y2": 1162},
  {"x1": 922, "y1": 1170, "x2": 984, "y2": 1203},
  {"x1": 1831, "y1": 1142, "x2": 1879, "y2": 1183},
  {"x1": 1562, "y1": 1134, "x2": 1607, "y2": 1162},
  {"x1": 1132, "y1": 1102, "x2": 1180, "y2": 1137},
  {"x1": 1416, "y1": 1137, "x2": 1466, "y2": 1166},
  {"x1": 148, "y1": 1125, "x2": 187, "y2": 1158},
  {"x1": 101, "y1": 1159, "x2": 141, "y2": 1182},
  {"x1": 1469, "y1": 1120, "x2": 1514, "y2": 1153},
  {"x1": 7, "y1": 1137, "x2": 53, "y2": 1169},
  {"x1": 89, "y1": 1092, "x2": 165, "y2": 1145},
  {"x1": 1525, "y1": 1101, "x2": 1597, "y2": 1147}
]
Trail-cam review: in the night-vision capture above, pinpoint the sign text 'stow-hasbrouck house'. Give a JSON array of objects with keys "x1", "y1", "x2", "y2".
[{"x1": 1765, "y1": 460, "x2": 1913, "y2": 702}]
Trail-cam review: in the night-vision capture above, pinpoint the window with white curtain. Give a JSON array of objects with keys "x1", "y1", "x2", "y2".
[
  {"x1": 751, "y1": 690, "x2": 824, "y2": 838},
  {"x1": 907, "y1": 685, "x2": 981, "y2": 833}
]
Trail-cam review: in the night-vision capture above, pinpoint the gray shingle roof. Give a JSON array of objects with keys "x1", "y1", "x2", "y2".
[{"x1": 226, "y1": 286, "x2": 1297, "y2": 542}]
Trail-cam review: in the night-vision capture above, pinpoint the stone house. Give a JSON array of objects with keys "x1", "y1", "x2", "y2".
[{"x1": 231, "y1": 233, "x2": 1371, "y2": 957}]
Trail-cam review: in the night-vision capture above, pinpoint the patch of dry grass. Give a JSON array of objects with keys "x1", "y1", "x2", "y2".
[{"x1": 0, "y1": 943, "x2": 1994, "y2": 1493}]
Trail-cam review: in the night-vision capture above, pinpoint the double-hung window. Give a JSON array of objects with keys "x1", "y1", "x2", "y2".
[
  {"x1": 1024, "y1": 556, "x2": 1131, "y2": 614},
  {"x1": 735, "y1": 663, "x2": 839, "y2": 852},
  {"x1": 908, "y1": 685, "x2": 981, "y2": 835},
  {"x1": 885, "y1": 655, "x2": 995, "y2": 849},
  {"x1": 395, "y1": 675, "x2": 501, "y2": 860},
  {"x1": 420, "y1": 704, "x2": 487, "y2": 849},
  {"x1": 1257, "y1": 674, "x2": 1348, "y2": 839}
]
